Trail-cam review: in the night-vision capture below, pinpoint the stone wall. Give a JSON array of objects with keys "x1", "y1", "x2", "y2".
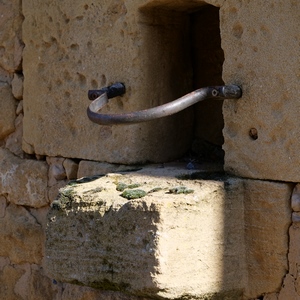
[{"x1": 1, "y1": 0, "x2": 300, "y2": 299}]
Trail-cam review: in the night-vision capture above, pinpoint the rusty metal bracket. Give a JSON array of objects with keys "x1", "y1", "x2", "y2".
[{"x1": 87, "y1": 84, "x2": 242, "y2": 125}]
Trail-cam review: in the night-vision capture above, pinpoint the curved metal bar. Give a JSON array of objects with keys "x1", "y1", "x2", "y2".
[{"x1": 87, "y1": 85, "x2": 242, "y2": 125}]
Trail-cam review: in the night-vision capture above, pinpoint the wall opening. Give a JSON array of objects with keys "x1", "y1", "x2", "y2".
[{"x1": 140, "y1": 2, "x2": 225, "y2": 164}]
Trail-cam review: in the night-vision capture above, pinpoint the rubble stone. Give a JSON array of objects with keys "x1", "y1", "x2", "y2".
[
  {"x1": 5, "y1": 113, "x2": 24, "y2": 158},
  {"x1": 0, "y1": 148, "x2": 48, "y2": 207},
  {"x1": 0, "y1": 204, "x2": 44, "y2": 264},
  {"x1": 0, "y1": 82, "x2": 16, "y2": 139},
  {"x1": 11, "y1": 73, "x2": 23, "y2": 100}
]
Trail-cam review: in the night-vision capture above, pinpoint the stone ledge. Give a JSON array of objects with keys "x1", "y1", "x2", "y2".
[{"x1": 45, "y1": 164, "x2": 291, "y2": 299}]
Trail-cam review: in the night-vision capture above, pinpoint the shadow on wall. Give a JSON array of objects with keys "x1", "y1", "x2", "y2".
[{"x1": 139, "y1": 3, "x2": 225, "y2": 163}]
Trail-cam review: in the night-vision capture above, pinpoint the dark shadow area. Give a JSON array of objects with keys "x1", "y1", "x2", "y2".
[{"x1": 139, "y1": 3, "x2": 225, "y2": 165}]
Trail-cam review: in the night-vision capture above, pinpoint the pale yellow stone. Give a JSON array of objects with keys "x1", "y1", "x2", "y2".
[
  {"x1": 0, "y1": 148, "x2": 48, "y2": 208},
  {"x1": 243, "y1": 179, "x2": 292, "y2": 298},
  {"x1": 222, "y1": 0, "x2": 300, "y2": 181},
  {"x1": 45, "y1": 166, "x2": 246, "y2": 299}
]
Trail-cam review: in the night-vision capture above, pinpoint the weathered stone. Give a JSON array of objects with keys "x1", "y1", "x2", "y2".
[
  {"x1": 288, "y1": 223, "x2": 300, "y2": 277},
  {"x1": 222, "y1": 1, "x2": 300, "y2": 181},
  {"x1": 243, "y1": 179, "x2": 292, "y2": 298},
  {"x1": 16, "y1": 100, "x2": 23, "y2": 115},
  {"x1": 292, "y1": 212, "x2": 300, "y2": 223},
  {"x1": 0, "y1": 204, "x2": 44, "y2": 264},
  {"x1": 11, "y1": 73, "x2": 23, "y2": 100},
  {"x1": 21, "y1": 1, "x2": 233, "y2": 163},
  {"x1": 5, "y1": 113, "x2": 24, "y2": 158},
  {"x1": 63, "y1": 158, "x2": 79, "y2": 180},
  {"x1": 45, "y1": 166, "x2": 246, "y2": 299},
  {"x1": 278, "y1": 274, "x2": 300, "y2": 300},
  {"x1": 264, "y1": 293, "x2": 278, "y2": 300},
  {"x1": 0, "y1": 148, "x2": 48, "y2": 207},
  {"x1": 0, "y1": 263, "x2": 25, "y2": 300},
  {"x1": 61, "y1": 284, "x2": 150, "y2": 300},
  {"x1": 0, "y1": 0, "x2": 23, "y2": 72},
  {"x1": 48, "y1": 180, "x2": 68, "y2": 203},
  {"x1": 77, "y1": 160, "x2": 140, "y2": 178},
  {"x1": 0, "y1": 82, "x2": 16, "y2": 139},
  {"x1": 47, "y1": 157, "x2": 67, "y2": 186},
  {"x1": 292, "y1": 184, "x2": 300, "y2": 212},
  {"x1": 0, "y1": 195, "x2": 7, "y2": 218}
]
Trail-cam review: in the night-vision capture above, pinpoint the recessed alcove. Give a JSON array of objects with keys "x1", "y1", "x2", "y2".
[{"x1": 140, "y1": 2, "x2": 224, "y2": 163}]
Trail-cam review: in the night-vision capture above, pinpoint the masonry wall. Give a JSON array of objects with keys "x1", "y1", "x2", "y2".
[{"x1": 1, "y1": 0, "x2": 300, "y2": 299}]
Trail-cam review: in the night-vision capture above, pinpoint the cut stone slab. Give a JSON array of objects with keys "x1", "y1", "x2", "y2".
[
  {"x1": 45, "y1": 165, "x2": 246, "y2": 299},
  {"x1": 45, "y1": 164, "x2": 292, "y2": 299}
]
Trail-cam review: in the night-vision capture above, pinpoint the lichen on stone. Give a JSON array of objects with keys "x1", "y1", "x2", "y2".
[
  {"x1": 169, "y1": 186, "x2": 194, "y2": 194},
  {"x1": 120, "y1": 189, "x2": 147, "y2": 200}
]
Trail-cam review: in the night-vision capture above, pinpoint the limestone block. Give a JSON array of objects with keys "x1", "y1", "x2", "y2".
[
  {"x1": 45, "y1": 166, "x2": 246, "y2": 299},
  {"x1": 243, "y1": 179, "x2": 292, "y2": 298},
  {"x1": 221, "y1": 1, "x2": 300, "y2": 181},
  {"x1": 63, "y1": 158, "x2": 79, "y2": 180},
  {"x1": 288, "y1": 223, "x2": 300, "y2": 278},
  {"x1": 278, "y1": 275, "x2": 300, "y2": 300},
  {"x1": 0, "y1": 263, "x2": 25, "y2": 300},
  {"x1": 61, "y1": 284, "x2": 150, "y2": 300},
  {"x1": 0, "y1": 148, "x2": 48, "y2": 208},
  {"x1": 11, "y1": 73, "x2": 23, "y2": 100},
  {"x1": 47, "y1": 157, "x2": 67, "y2": 186},
  {"x1": 0, "y1": 82, "x2": 16, "y2": 139},
  {"x1": 264, "y1": 294, "x2": 278, "y2": 300},
  {"x1": 0, "y1": 204, "x2": 44, "y2": 264},
  {"x1": 0, "y1": 0, "x2": 23, "y2": 72},
  {"x1": 5, "y1": 113, "x2": 24, "y2": 158},
  {"x1": 77, "y1": 160, "x2": 140, "y2": 178},
  {"x1": 22, "y1": 0, "x2": 206, "y2": 164}
]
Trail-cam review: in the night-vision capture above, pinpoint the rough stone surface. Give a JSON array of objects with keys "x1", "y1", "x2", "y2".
[
  {"x1": 47, "y1": 157, "x2": 67, "y2": 186},
  {"x1": 5, "y1": 113, "x2": 24, "y2": 158},
  {"x1": 243, "y1": 179, "x2": 292, "y2": 298},
  {"x1": 46, "y1": 165, "x2": 246, "y2": 299},
  {"x1": 222, "y1": 1, "x2": 300, "y2": 181},
  {"x1": 77, "y1": 160, "x2": 141, "y2": 178},
  {"x1": 0, "y1": 195, "x2": 7, "y2": 218},
  {"x1": 0, "y1": 82, "x2": 16, "y2": 139},
  {"x1": 11, "y1": 73, "x2": 23, "y2": 100},
  {"x1": 0, "y1": 148, "x2": 48, "y2": 207},
  {"x1": 0, "y1": 0, "x2": 23, "y2": 72},
  {"x1": 0, "y1": 204, "x2": 44, "y2": 264},
  {"x1": 63, "y1": 158, "x2": 79, "y2": 180},
  {"x1": 292, "y1": 184, "x2": 300, "y2": 212}
]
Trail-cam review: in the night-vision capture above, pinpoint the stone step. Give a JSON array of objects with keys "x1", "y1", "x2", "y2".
[{"x1": 45, "y1": 164, "x2": 291, "y2": 299}]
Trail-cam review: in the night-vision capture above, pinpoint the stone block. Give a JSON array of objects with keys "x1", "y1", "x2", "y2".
[
  {"x1": 5, "y1": 113, "x2": 24, "y2": 158},
  {"x1": 221, "y1": 0, "x2": 300, "y2": 181},
  {"x1": 0, "y1": 0, "x2": 23, "y2": 72},
  {"x1": 11, "y1": 73, "x2": 23, "y2": 100},
  {"x1": 0, "y1": 148, "x2": 48, "y2": 208},
  {"x1": 77, "y1": 160, "x2": 140, "y2": 178},
  {"x1": 0, "y1": 82, "x2": 16, "y2": 139},
  {"x1": 22, "y1": 0, "x2": 205, "y2": 164},
  {"x1": 0, "y1": 204, "x2": 44, "y2": 264},
  {"x1": 63, "y1": 158, "x2": 79, "y2": 180},
  {"x1": 45, "y1": 166, "x2": 246, "y2": 299},
  {"x1": 45, "y1": 165, "x2": 292, "y2": 299},
  {"x1": 243, "y1": 179, "x2": 292, "y2": 298}
]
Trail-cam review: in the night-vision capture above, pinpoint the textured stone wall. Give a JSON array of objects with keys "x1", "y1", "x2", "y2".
[{"x1": 1, "y1": 0, "x2": 300, "y2": 299}]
